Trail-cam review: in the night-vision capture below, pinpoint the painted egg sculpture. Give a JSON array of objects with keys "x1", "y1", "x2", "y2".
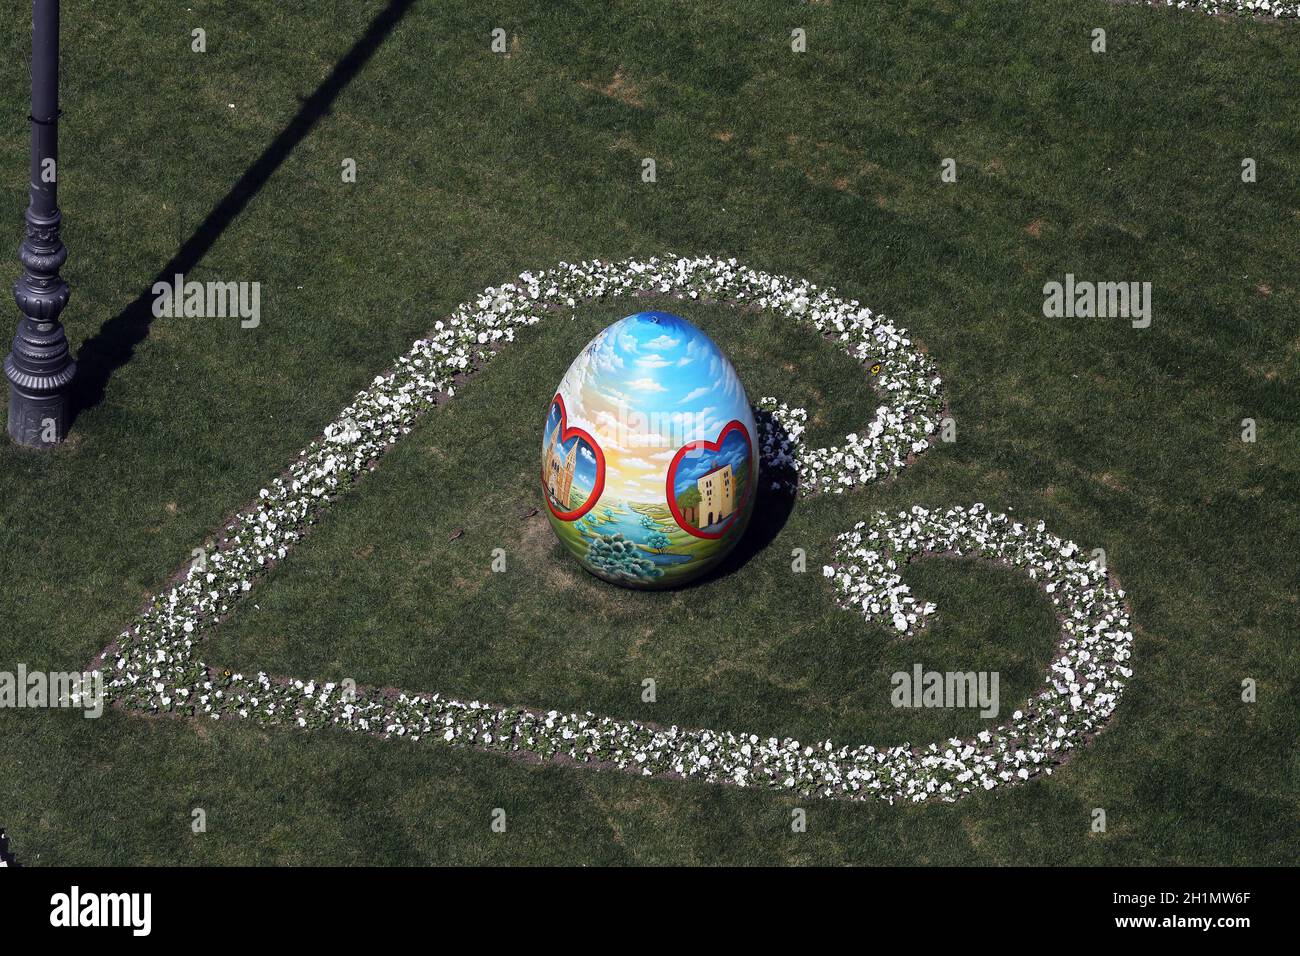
[{"x1": 541, "y1": 311, "x2": 759, "y2": 589}]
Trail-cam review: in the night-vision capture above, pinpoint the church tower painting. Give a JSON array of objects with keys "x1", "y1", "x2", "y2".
[{"x1": 546, "y1": 429, "x2": 578, "y2": 509}]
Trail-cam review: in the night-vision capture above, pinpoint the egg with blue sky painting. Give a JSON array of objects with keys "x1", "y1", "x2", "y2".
[{"x1": 541, "y1": 311, "x2": 758, "y2": 588}]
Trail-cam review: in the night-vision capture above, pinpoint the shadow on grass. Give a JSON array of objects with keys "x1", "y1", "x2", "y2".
[{"x1": 71, "y1": 0, "x2": 418, "y2": 425}]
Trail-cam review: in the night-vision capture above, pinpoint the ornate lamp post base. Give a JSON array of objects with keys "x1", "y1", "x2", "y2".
[
  {"x1": 7, "y1": 207, "x2": 75, "y2": 446},
  {"x1": 5, "y1": 337, "x2": 76, "y2": 446},
  {"x1": 7, "y1": 0, "x2": 75, "y2": 447}
]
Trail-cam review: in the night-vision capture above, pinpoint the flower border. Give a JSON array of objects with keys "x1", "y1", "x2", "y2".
[
  {"x1": 1143, "y1": 0, "x2": 1298, "y2": 18},
  {"x1": 93, "y1": 255, "x2": 1131, "y2": 804}
]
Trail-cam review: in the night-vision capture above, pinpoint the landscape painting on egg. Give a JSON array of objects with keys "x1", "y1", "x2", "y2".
[{"x1": 542, "y1": 312, "x2": 758, "y2": 587}]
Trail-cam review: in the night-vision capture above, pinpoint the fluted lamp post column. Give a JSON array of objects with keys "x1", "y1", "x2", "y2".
[{"x1": 6, "y1": 0, "x2": 75, "y2": 446}]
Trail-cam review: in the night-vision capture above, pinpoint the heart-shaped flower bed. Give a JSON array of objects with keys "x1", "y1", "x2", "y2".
[{"x1": 92, "y1": 255, "x2": 1133, "y2": 804}]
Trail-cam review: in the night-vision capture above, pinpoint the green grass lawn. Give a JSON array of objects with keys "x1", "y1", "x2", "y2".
[{"x1": 1, "y1": 0, "x2": 1297, "y2": 865}]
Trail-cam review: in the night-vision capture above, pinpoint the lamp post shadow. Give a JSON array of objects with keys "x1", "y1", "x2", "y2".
[{"x1": 69, "y1": 0, "x2": 418, "y2": 427}]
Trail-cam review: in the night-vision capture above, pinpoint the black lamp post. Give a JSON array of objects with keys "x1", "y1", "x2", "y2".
[{"x1": 5, "y1": 0, "x2": 74, "y2": 446}]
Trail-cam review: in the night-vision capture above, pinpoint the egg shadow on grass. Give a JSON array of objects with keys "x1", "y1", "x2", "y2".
[{"x1": 672, "y1": 409, "x2": 798, "y2": 591}]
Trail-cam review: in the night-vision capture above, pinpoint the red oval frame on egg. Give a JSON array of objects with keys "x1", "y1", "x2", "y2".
[
  {"x1": 665, "y1": 420, "x2": 754, "y2": 539},
  {"x1": 541, "y1": 394, "x2": 606, "y2": 521}
]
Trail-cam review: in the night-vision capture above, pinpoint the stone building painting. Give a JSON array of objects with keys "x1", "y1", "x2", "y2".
[
  {"x1": 696, "y1": 463, "x2": 735, "y2": 528},
  {"x1": 667, "y1": 419, "x2": 754, "y2": 539}
]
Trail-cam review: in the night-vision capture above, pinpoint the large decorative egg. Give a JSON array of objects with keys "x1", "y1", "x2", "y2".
[{"x1": 541, "y1": 311, "x2": 759, "y2": 588}]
